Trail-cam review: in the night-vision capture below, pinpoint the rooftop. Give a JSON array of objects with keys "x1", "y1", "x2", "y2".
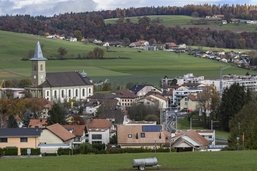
[{"x1": 0, "y1": 128, "x2": 41, "y2": 137}]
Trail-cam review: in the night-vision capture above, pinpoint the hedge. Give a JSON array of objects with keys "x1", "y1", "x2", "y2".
[
  {"x1": 20, "y1": 148, "x2": 41, "y2": 155},
  {"x1": 3, "y1": 147, "x2": 18, "y2": 156},
  {"x1": 57, "y1": 148, "x2": 72, "y2": 155}
]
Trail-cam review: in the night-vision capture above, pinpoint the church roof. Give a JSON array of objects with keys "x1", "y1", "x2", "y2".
[
  {"x1": 40, "y1": 72, "x2": 93, "y2": 87},
  {"x1": 30, "y1": 41, "x2": 47, "y2": 61}
]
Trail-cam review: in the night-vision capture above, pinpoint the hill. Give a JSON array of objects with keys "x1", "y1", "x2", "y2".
[
  {"x1": 0, "y1": 30, "x2": 256, "y2": 86},
  {"x1": 0, "y1": 151, "x2": 257, "y2": 171},
  {"x1": 105, "y1": 15, "x2": 257, "y2": 33}
]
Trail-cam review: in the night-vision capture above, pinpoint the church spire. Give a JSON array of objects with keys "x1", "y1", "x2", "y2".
[{"x1": 30, "y1": 41, "x2": 47, "y2": 61}]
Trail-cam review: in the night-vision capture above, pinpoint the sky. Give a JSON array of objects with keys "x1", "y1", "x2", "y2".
[{"x1": 0, "y1": 0, "x2": 257, "y2": 16}]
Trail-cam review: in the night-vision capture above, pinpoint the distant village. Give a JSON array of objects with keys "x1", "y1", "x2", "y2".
[{"x1": 1, "y1": 40, "x2": 257, "y2": 156}]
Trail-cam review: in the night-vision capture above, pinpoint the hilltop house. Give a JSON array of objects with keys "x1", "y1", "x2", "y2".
[{"x1": 28, "y1": 42, "x2": 94, "y2": 102}]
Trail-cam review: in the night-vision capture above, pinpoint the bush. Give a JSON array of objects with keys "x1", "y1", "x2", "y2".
[
  {"x1": 21, "y1": 148, "x2": 40, "y2": 155},
  {"x1": 58, "y1": 148, "x2": 72, "y2": 155},
  {"x1": 0, "y1": 148, "x2": 3, "y2": 156},
  {"x1": 80, "y1": 143, "x2": 93, "y2": 154},
  {"x1": 92, "y1": 144, "x2": 105, "y2": 151},
  {"x1": 4, "y1": 147, "x2": 18, "y2": 156}
]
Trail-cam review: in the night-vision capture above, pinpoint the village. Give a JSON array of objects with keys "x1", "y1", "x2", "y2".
[{"x1": 0, "y1": 41, "x2": 256, "y2": 156}]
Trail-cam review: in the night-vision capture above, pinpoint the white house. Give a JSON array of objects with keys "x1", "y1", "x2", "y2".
[{"x1": 130, "y1": 84, "x2": 161, "y2": 97}]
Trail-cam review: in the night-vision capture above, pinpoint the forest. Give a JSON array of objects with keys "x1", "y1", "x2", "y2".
[{"x1": 1, "y1": 4, "x2": 257, "y2": 49}]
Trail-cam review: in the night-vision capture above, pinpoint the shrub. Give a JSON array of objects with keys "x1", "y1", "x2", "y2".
[
  {"x1": 80, "y1": 143, "x2": 93, "y2": 154},
  {"x1": 0, "y1": 148, "x2": 3, "y2": 156},
  {"x1": 4, "y1": 147, "x2": 18, "y2": 156},
  {"x1": 21, "y1": 148, "x2": 40, "y2": 155},
  {"x1": 58, "y1": 148, "x2": 72, "y2": 155}
]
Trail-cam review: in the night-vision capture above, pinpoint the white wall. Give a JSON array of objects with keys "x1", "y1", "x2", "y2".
[{"x1": 88, "y1": 129, "x2": 110, "y2": 145}]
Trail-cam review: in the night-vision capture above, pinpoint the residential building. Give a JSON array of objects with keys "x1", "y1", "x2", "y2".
[
  {"x1": 117, "y1": 124, "x2": 168, "y2": 148},
  {"x1": 28, "y1": 41, "x2": 94, "y2": 103},
  {"x1": 63, "y1": 125, "x2": 87, "y2": 148},
  {"x1": 28, "y1": 119, "x2": 48, "y2": 128},
  {"x1": 180, "y1": 94, "x2": 200, "y2": 112},
  {"x1": 114, "y1": 89, "x2": 138, "y2": 108},
  {"x1": 0, "y1": 128, "x2": 41, "y2": 155},
  {"x1": 196, "y1": 130, "x2": 216, "y2": 146},
  {"x1": 130, "y1": 84, "x2": 161, "y2": 97},
  {"x1": 170, "y1": 130, "x2": 209, "y2": 152},
  {"x1": 39, "y1": 123, "x2": 75, "y2": 154},
  {"x1": 86, "y1": 119, "x2": 112, "y2": 145}
]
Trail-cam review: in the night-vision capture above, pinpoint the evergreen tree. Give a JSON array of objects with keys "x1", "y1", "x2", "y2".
[
  {"x1": 218, "y1": 83, "x2": 250, "y2": 131},
  {"x1": 7, "y1": 115, "x2": 18, "y2": 128},
  {"x1": 47, "y1": 103, "x2": 66, "y2": 125}
]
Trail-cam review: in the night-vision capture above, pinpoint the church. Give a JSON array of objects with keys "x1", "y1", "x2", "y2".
[{"x1": 29, "y1": 41, "x2": 94, "y2": 102}]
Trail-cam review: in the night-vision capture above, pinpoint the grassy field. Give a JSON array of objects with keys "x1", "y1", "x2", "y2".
[
  {"x1": 0, "y1": 151, "x2": 257, "y2": 171},
  {"x1": 0, "y1": 30, "x2": 256, "y2": 86},
  {"x1": 105, "y1": 15, "x2": 257, "y2": 33}
]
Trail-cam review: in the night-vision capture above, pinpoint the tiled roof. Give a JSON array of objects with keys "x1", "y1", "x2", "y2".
[
  {"x1": 40, "y1": 72, "x2": 93, "y2": 87},
  {"x1": 46, "y1": 123, "x2": 75, "y2": 142},
  {"x1": 62, "y1": 125, "x2": 87, "y2": 137},
  {"x1": 0, "y1": 128, "x2": 41, "y2": 137},
  {"x1": 114, "y1": 89, "x2": 137, "y2": 98},
  {"x1": 86, "y1": 119, "x2": 112, "y2": 130},
  {"x1": 29, "y1": 119, "x2": 48, "y2": 128}
]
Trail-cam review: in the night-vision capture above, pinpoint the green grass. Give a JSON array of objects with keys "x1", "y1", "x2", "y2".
[
  {"x1": 0, "y1": 30, "x2": 256, "y2": 86},
  {"x1": 105, "y1": 15, "x2": 257, "y2": 33},
  {"x1": 1, "y1": 151, "x2": 257, "y2": 171}
]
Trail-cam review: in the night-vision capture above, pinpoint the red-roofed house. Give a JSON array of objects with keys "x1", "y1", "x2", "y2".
[
  {"x1": 86, "y1": 119, "x2": 112, "y2": 145},
  {"x1": 63, "y1": 124, "x2": 87, "y2": 148},
  {"x1": 28, "y1": 119, "x2": 48, "y2": 128}
]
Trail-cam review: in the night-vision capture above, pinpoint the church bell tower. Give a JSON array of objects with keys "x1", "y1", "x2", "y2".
[{"x1": 30, "y1": 41, "x2": 47, "y2": 87}]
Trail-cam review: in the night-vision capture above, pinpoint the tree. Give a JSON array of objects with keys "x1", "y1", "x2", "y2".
[
  {"x1": 229, "y1": 100, "x2": 257, "y2": 150},
  {"x1": 87, "y1": 47, "x2": 104, "y2": 59},
  {"x1": 74, "y1": 30, "x2": 83, "y2": 41},
  {"x1": 128, "y1": 104, "x2": 159, "y2": 121},
  {"x1": 47, "y1": 103, "x2": 66, "y2": 125},
  {"x1": 58, "y1": 47, "x2": 68, "y2": 59},
  {"x1": 7, "y1": 115, "x2": 18, "y2": 128},
  {"x1": 218, "y1": 84, "x2": 251, "y2": 131}
]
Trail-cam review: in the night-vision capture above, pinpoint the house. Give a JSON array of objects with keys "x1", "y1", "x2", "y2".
[
  {"x1": 28, "y1": 42, "x2": 94, "y2": 103},
  {"x1": 63, "y1": 124, "x2": 87, "y2": 148},
  {"x1": 39, "y1": 123, "x2": 75, "y2": 154},
  {"x1": 113, "y1": 89, "x2": 138, "y2": 108},
  {"x1": 137, "y1": 96, "x2": 159, "y2": 107},
  {"x1": 180, "y1": 94, "x2": 200, "y2": 112},
  {"x1": 145, "y1": 92, "x2": 168, "y2": 109},
  {"x1": 130, "y1": 84, "x2": 161, "y2": 97},
  {"x1": 69, "y1": 37, "x2": 77, "y2": 42},
  {"x1": 117, "y1": 124, "x2": 168, "y2": 148},
  {"x1": 28, "y1": 119, "x2": 48, "y2": 128},
  {"x1": 170, "y1": 130, "x2": 209, "y2": 152},
  {"x1": 129, "y1": 40, "x2": 149, "y2": 48},
  {"x1": 86, "y1": 119, "x2": 112, "y2": 145},
  {"x1": 196, "y1": 130, "x2": 216, "y2": 146},
  {"x1": 0, "y1": 128, "x2": 41, "y2": 155}
]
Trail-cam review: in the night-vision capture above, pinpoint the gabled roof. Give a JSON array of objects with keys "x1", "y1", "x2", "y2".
[
  {"x1": 114, "y1": 89, "x2": 137, "y2": 99},
  {"x1": 63, "y1": 125, "x2": 87, "y2": 137},
  {"x1": 0, "y1": 128, "x2": 41, "y2": 137},
  {"x1": 30, "y1": 41, "x2": 47, "y2": 61},
  {"x1": 40, "y1": 72, "x2": 93, "y2": 87},
  {"x1": 29, "y1": 119, "x2": 48, "y2": 128},
  {"x1": 130, "y1": 85, "x2": 145, "y2": 94},
  {"x1": 86, "y1": 119, "x2": 112, "y2": 130},
  {"x1": 46, "y1": 123, "x2": 75, "y2": 142}
]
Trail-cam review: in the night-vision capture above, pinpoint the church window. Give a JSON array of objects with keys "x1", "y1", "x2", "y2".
[
  {"x1": 33, "y1": 64, "x2": 37, "y2": 71},
  {"x1": 68, "y1": 90, "x2": 71, "y2": 97},
  {"x1": 61, "y1": 90, "x2": 65, "y2": 98},
  {"x1": 46, "y1": 90, "x2": 49, "y2": 96},
  {"x1": 89, "y1": 88, "x2": 91, "y2": 94},
  {"x1": 75, "y1": 89, "x2": 78, "y2": 96},
  {"x1": 82, "y1": 89, "x2": 85, "y2": 97},
  {"x1": 40, "y1": 64, "x2": 43, "y2": 71},
  {"x1": 54, "y1": 91, "x2": 57, "y2": 98}
]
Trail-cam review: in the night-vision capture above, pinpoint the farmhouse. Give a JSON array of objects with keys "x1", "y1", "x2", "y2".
[{"x1": 28, "y1": 41, "x2": 94, "y2": 102}]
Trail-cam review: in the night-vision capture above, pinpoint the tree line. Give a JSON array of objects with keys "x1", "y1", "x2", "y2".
[{"x1": 1, "y1": 5, "x2": 257, "y2": 49}]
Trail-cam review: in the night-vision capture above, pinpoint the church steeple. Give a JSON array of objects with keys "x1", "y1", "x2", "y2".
[{"x1": 30, "y1": 41, "x2": 47, "y2": 87}]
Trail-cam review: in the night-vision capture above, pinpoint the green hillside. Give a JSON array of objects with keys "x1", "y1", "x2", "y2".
[
  {"x1": 0, "y1": 30, "x2": 256, "y2": 86},
  {"x1": 1, "y1": 151, "x2": 257, "y2": 171},
  {"x1": 105, "y1": 15, "x2": 257, "y2": 33}
]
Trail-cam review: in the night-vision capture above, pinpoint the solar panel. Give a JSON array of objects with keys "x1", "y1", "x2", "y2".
[{"x1": 142, "y1": 125, "x2": 162, "y2": 132}]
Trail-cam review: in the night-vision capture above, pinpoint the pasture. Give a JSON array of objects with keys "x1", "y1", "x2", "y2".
[
  {"x1": 0, "y1": 30, "x2": 256, "y2": 86},
  {"x1": 0, "y1": 151, "x2": 257, "y2": 171}
]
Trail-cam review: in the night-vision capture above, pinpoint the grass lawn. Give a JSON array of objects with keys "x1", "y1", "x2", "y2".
[
  {"x1": 0, "y1": 151, "x2": 257, "y2": 171},
  {"x1": 0, "y1": 30, "x2": 256, "y2": 86}
]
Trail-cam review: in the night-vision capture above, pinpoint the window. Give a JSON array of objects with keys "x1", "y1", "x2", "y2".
[
  {"x1": 0, "y1": 138, "x2": 7, "y2": 143},
  {"x1": 89, "y1": 88, "x2": 91, "y2": 94},
  {"x1": 54, "y1": 90, "x2": 57, "y2": 98},
  {"x1": 75, "y1": 89, "x2": 78, "y2": 97},
  {"x1": 61, "y1": 90, "x2": 65, "y2": 98},
  {"x1": 40, "y1": 64, "x2": 43, "y2": 71},
  {"x1": 33, "y1": 64, "x2": 37, "y2": 71},
  {"x1": 68, "y1": 89, "x2": 71, "y2": 97},
  {"x1": 46, "y1": 90, "x2": 49, "y2": 96},
  {"x1": 82, "y1": 89, "x2": 85, "y2": 97},
  {"x1": 92, "y1": 134, "x2": 102, "y2": 139},
  {"x1": 140, "y1": 133, "x2": 145, "y2": 138},
  {"x1": 20, "y1": 137, "x2": 28, "y2": 142},
  {"x1": 128, "y1": 134, "x2": 132, "y2": 138}
]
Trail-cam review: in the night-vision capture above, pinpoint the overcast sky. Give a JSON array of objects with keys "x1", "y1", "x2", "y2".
[{"x1": 0, "y1": 0, "x2": 256, "y2": 16}]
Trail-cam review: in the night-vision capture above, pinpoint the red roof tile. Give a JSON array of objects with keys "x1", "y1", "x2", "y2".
[{"x1": 47, "y1": 123, "x2": 75, "y2": 142}]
